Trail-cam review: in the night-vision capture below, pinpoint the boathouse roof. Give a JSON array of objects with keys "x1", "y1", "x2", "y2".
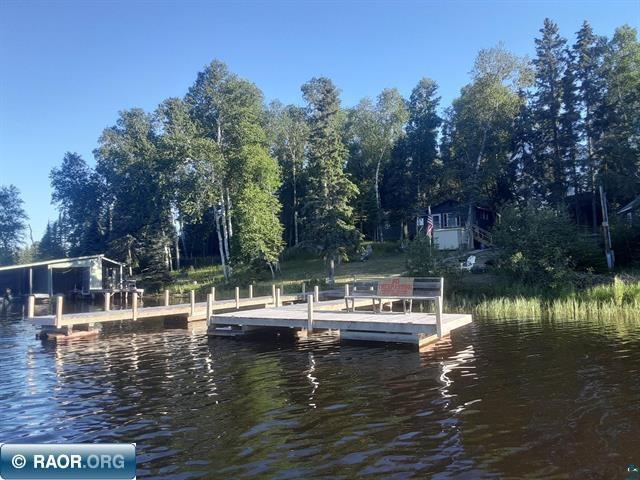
[{"x1": 0, "y1": 254, "x2": 125, "y2": 272}]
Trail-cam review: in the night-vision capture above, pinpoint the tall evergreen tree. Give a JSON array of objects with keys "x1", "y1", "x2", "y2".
[
  {"x1": 301, "y1": 77, "x2": 360, "y2": 263},
  {"x1": 39, "y1": 220, "x2": 67, "y2": 260},
  {"x1": 381, "y1": 79, "x2": 440, "y2": 240},
  {"x1": 0, "y1": 185, "x2": 28, "y2": 265},
  {"x1": 532, "y1": 18, "x2": 569, "y2": 206},
  {"x1": 50, "y1": 152, "x2": 105, "y2": 255},
  {"x1": 599, "y1": 25, "x2": 640, "y2": 205},
  {"x1": 574, "y1": 20, "x2": 606, "y2": 226},
  {"x1": 560, "y1": 47, "x2": 582, "y2": 213}
]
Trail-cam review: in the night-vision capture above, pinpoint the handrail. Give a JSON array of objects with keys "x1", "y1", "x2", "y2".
[{"x1": 471, "y1": 225, "x2": 493, "y2": 246}]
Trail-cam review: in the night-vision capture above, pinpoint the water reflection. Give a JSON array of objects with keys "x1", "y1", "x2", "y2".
[{"x1": 0, "y1": 311, "x2": 639, "y2": 478}]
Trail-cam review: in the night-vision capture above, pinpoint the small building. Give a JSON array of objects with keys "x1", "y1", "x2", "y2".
[
  {"x1": 618, "y1": 195, "x2": 640, "y2": 223},
  {"x1": 414, "y1": 200, "x2": 496, "y2": 250},
  {"x1": 0, "y1": 255, "x2": 125, "y2": 299}
]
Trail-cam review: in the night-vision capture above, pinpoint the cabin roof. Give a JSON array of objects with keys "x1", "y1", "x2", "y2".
[
  {"x1": 0, "y1": 254, "x2": 125, "y2": 272},
  {"x1": 618, "y1": 195, "x2": 640, "y2": 215}
]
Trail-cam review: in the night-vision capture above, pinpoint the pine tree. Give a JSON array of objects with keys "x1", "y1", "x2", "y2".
[
  {"x1": 574, "y1": 20, "x2": 606, "y2": 226},
  {"x1": 599, "y1": 25, "x2": 640, "y2": 205},
  {"x1": 405, "y1": 79, "x2": 441, "y2": 211},
  {"x1": 560, "y1": 47, "x2": 582, "y2": 215},
  {"x1": 533, "y1": 18, "x2": 568, "y2": 206},
  {"x1": 301, "y1": 77, "x2": 360, "y2": 263}
]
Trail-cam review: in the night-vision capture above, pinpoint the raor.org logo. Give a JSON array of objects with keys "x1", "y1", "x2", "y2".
[{"x1": 0, "y1": 443, "x2": 135, "y2": 479}]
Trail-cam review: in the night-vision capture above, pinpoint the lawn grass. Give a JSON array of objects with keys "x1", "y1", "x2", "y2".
[
  {"x1": 165, "y1": 244, "x2": 407, "y2": 299},
  {"x1": 164, "y1": 246, "x2": 640, "y2": 321}
]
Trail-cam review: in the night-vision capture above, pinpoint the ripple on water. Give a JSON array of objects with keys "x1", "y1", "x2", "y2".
[{"x1": 0, "y1": 312, "x2": 639, "y2": 478}]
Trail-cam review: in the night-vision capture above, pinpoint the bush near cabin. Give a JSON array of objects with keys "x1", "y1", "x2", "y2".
[{"x1": 493, "y1": 204, "x2": 604, "y2": 289}]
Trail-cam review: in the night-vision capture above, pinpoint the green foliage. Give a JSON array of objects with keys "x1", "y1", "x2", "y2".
[
  {"x1": 405, "y1": 236, "x2": 449, "y2": 276},
  {"x1": 0, "y1": 185, "x2": 28, "y2": 265},
  {"x1": 599, "y1": 25, "x2": 640, "y2": 203},
  {"x1": 267, "y1": 102, "x2": 309, "y2": 247},
  {"x1": 301, "y1": 77, "x2": 361, "y2": 260},
  {"x1": 50, "y1": 152, "x2": 105, "y2": 255},
  {"x1": 493, "y1": 203, "x2": 602, "y2": 288},
  {"x1": 346, "y1": 88, "x2": 408, "y2": 240},
  {"x1": 38, "y1": 220, "x2": 66, "y2": 259}
]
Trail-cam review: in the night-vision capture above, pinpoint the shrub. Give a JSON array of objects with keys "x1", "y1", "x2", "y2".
[
  {"x1": 493, "y1": 203, "x2": 603, "y2": 289},
  {"x1": 406, "y1": 236, "x2": 452, "y2": 276}
]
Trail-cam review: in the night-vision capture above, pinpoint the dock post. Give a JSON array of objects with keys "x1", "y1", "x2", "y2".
[
  {"x1": 211, "y1": 286, "x2": 216, "y2": 302},
  {"x1": 275, "y1": 288, "x2": 281, "y2": 307},
  {"x1": 307, "y1": 294, "x2": 314, "y2": 331},
  {"x1": 344, "y1": 284, "x2": 349, "y2": 297},
  {"x1": 132, "y1": 292, "x2": 138, "y2": 321},
  {"x1": 190, "y1": 290, "x2": 196, "y2": 316},
  {"x1": 27, "y1": 295, "x2": 35, "y2": 318},
  {"x1": 104, "y1": 292, "x2": 110, "y2": 312},
  {"x1": 235, "y1": 287, "x2": 240, "y2": 310},
  {"x1": 249, "y1": 284, "x2": 253, "y2": 299},
  {"x1": 314, "y1": 285, "x2": 319, "y2": 303},
  {"x1": 206, "y1": 293, "x2": 213, "y2": 325},
  {"x1": 272, "y1": 284, "x2": 276, "y2": 304},
  {"x1": 164, "y1": 289, "x2": 170, "y2": 307},
  {"x1": 435, "y1": 296, "x2": 443, "y2": 338},
  {"x1": 301, "y1": 283, "x2": 306, "y2": 294},
  {"x1": 55, "y1": 295, "x2": 64, "y2": 327}
]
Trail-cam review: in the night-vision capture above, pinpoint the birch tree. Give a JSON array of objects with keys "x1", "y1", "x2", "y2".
[
  {"x1": 447, "y1": 45, "x2": 530, "y2": 247},
  {"x1": 347, "y1": 88, "x2": 408, "y2": 241}
]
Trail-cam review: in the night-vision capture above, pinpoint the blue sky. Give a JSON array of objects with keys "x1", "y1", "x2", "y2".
[{"x1": 1, "y1": 0, "x2": 638, "y2": 239}]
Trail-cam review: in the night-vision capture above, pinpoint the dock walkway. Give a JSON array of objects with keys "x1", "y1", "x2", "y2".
[{"x1": 25, "y1": 285, "x2": 315, "y2": 339}]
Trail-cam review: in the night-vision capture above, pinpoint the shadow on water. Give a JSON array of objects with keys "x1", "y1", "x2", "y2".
[{"x1": 1, "y1": 304, "x2": 639, "y2": 479}]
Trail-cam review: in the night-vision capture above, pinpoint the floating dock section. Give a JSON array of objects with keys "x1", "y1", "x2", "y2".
[{"x1": 208, "y1": 297, "x2": 472, "y2": 349}]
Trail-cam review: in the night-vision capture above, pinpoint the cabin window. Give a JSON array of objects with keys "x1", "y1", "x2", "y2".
[
  {"x1": 444, "y1": 213, "x2": 459, "y2": 227},
  {"x1": 432, "y1": 214, "x2": 441, "y2": 228}
]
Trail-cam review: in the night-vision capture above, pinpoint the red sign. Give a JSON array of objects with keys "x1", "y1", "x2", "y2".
[{"x1": 378, "y1": 277, "x2": 413, "y2": 296}]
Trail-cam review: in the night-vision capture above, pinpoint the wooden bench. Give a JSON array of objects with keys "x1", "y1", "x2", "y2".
[{"x1": 344, "y1": 277, "x2": 444, "y2": 314}]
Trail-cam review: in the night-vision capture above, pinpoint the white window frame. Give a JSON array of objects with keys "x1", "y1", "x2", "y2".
[
  {"x1": 432, "y1": 214, "x2": 442, "y2": 229},
  {"x1": 444, "y1": 213, "x2": 459, "y2": 228}
]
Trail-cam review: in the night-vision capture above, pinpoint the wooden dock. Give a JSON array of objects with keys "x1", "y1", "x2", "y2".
[
  {"x1": 25, "y1": 285, "x2": 318, "y2": 339},
  {"x1": 209, "y1": 296, "x2": 472, "y2": 349}
]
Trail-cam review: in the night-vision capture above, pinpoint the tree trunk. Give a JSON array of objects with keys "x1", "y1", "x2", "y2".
[
  {"x1": 375, "y1": 152, "x2": 384, "y2": 242},
  {"x1": 225, "y1": 187, "x2": 233, "y2": 239},
  {"x1": 268, "y1": 262, "x2": 275, "y2": 279},
  {"x1": 220, "y1": 193, "x2": 231, "y2": 263},
  {"x1": 292, "y1": 152, "x2": 299, "y2": 246},
  {"x1": 466, "y1": 128, "x2": 488, "y2": 250},
  {"x1": 214, "y1": 208, "x2": 228, "y2": 281},
  {"x1": 174, "y1": 234, "x2": 180, "y2": 271}
]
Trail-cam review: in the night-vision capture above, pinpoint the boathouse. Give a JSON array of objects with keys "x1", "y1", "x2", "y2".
[{"x1": 0, "y1": 255, "x2": 125, "y2": 299}]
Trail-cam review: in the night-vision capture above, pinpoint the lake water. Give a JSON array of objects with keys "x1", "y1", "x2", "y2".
[{"x1": 1, "y1": 310, "x2": 639, "y2": 479}]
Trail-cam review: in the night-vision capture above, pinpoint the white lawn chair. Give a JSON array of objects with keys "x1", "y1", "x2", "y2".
[{"x1": 460, "y1": 255, "x2": 476, "y2": 271}]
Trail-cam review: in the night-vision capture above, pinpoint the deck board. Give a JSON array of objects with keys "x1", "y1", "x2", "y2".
[{"x1": 211, "y1": 302, "x2": 472, "y2": 335}]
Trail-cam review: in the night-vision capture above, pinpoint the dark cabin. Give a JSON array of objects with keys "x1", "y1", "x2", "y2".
[{"x1": 413, "y1": 200, "x2": 497, "y2": 250}]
